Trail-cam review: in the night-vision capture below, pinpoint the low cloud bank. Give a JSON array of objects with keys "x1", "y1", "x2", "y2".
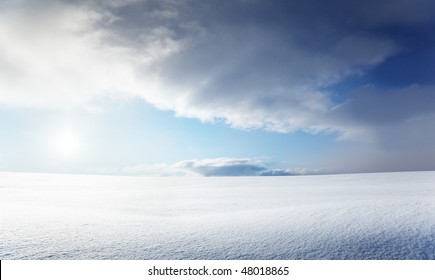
[{"x1": 121, "y1": 158, "x2": 317, "y2": 177}]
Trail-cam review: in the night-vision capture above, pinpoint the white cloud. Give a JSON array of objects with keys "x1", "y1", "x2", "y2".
[
  {"x1": 174, "y1": 158, "x2": 266, "y2": 176},
  {"x1": 120, "y1": 158, "x2": 318, "y2": 176},
  {"x1": 0, "y1": 0, "x2": 184, "y2": 110}
]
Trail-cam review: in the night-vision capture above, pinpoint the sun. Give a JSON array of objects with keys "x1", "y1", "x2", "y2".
[{"x1": 52, "y1": 129, "x2": 82, "y2": 159}]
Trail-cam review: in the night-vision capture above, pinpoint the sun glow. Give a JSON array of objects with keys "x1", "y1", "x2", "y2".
[{"x1": 52, "y1": 129, "x2": 82, "y2": 159}]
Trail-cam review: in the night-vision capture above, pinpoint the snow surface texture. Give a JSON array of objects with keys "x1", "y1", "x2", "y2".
[{"x1": 1, "y1": 171, "x2": 434, "y2": 260}]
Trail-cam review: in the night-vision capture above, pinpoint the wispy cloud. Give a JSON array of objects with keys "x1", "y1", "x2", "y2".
[{"x1": 122, "y1": 163, "x2": 196, "y2": 176}]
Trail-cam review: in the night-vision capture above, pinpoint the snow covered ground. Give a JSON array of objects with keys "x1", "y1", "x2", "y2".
[{"x1": 0, "y1": 171, "x2": 434, "y2": 259}]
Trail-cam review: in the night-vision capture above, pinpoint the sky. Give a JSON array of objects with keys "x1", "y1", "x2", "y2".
[{"x1": 1, "y1": 0, "x2": 435, "y2": 176}]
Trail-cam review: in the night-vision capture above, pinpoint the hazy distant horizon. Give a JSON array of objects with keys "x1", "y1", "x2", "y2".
[{"x1": 3, "y1": 168, "x2": 435, "y2": 178}]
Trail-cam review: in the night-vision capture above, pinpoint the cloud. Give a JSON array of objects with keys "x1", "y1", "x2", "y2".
[
  {"x1": 175, "y1": 158, "x2": 267, "y2": 176},
  {"x1": 146, "y1": 1, "x2": 398, "y2": 137},
  {"x1": 335, "y1": 85, "x2": 435, "y2": 125},
  {"x1": 259, "y1": 168, "x2": 313, "y2": 176},
  {"x1": 121, "y1": 158, "x2": 317, "y2": 176},
  {"x1": 322, "y1": 84, "x2": 435, "y2": 172},
  {"x1": 122, "y1": 163, "x2": 197, "y2": 176},
  {"x1": 0, "y1": 0, "x2": 184, "y2": 110},
  {"x1": 1, "y1": 0, "x2": 435, "y2": 145},
  {"x1": 330, "y1": 84, "x2": 435, "y2": 144}
]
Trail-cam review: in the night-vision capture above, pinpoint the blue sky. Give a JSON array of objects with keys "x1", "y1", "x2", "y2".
[{"x1": 1, "y1": 0, "x2": 435, "y2": 176}]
